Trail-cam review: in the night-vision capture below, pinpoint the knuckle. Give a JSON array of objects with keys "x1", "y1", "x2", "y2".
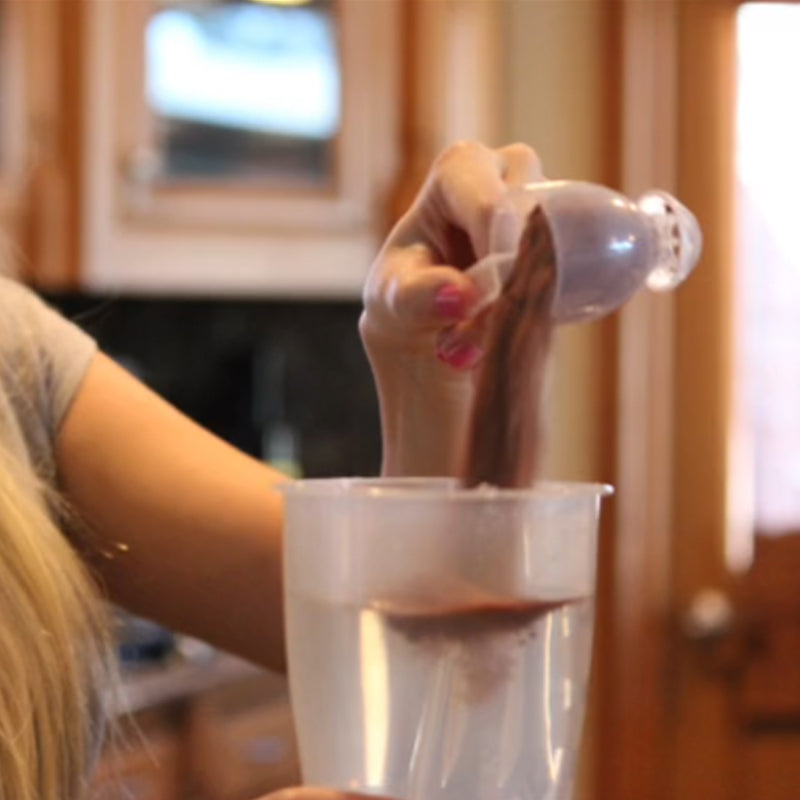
[
  {"x1": 383, "y1": 271, "x2": 406, "y2": 318},
  {"x1": 435, "y1": 140, "x2": 485, "y2": 170},
  {"x1": 504, "y1": 141, "x2": 540, "y2": 163},
  {"x1": 504, "y1": 142, "x2": 543, "y2": 175}
]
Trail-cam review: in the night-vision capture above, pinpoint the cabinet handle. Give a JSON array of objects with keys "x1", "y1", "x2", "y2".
[
  {"x1": 682, "y1": 588, "x2": 736, "y2": 641},
  {"x1": 681, "y1": 587, "x2": 754, "y2": 676}
]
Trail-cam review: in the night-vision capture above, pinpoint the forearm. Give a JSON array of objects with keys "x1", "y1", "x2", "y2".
[
  {"x1": 57, "y1": 354, "x2": 288, "y2": 672},
  {"x1": 363, "y1": 339, "x2": 473, "y2": 478}
]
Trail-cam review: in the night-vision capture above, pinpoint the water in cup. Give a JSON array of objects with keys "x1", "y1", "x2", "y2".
[
  {"x1": 287, "y1": 579, "x2": 595, "y2": 799},
  {"x1": 281, "y1": 479, "x2": 610, "y2": 800}
]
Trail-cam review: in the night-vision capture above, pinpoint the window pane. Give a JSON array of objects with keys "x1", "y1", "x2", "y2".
[
  {"x1": 735, "y1": 3, "x2": 800, "y2": 534},
  {"x1": 146, "y1": 0, "x2": 340, "y2": 185}
]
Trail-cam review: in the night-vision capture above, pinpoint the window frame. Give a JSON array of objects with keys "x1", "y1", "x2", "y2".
[
  {"x1": 80, "y1": 0, "x2": 402, "y2": 295},
  {"x1": 106, "y1": 0, "x2": 385, "y2": 232}
]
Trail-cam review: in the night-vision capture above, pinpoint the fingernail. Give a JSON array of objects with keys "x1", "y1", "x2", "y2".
[
  {"x1": 436, "y1": 341, "x2": 483, "y2": 369},
  {"x1": 434, "y1": 285, "x2": 467, "y2": 319}
]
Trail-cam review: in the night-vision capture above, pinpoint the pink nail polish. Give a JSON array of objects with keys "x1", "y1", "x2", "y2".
[
  {"x1": 434, "y1": 285, "x2": 466, "y2": 319},
  {"x1": 436, "y1": 342, "x2": 483, "y2": 369}
]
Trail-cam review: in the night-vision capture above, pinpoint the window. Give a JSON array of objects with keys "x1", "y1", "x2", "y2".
[
  {"x1": 734, "y1": 3, "x2": 800, "y2": 535},
  {"x1": 146, "y1": 0, "x2": 340, "y2": 186},
  {"x1": 81, "y1": 0, "x2": 401, "y2": 293}
]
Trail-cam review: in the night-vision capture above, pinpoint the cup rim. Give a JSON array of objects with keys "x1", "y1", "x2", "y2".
[{"x1": 276, "y1": 477, "x2": 614, "y2": 501}]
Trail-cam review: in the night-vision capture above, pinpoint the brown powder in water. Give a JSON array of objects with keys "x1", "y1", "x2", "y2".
[
  {"x1": 381, "y1": 597, "x2": 571, "y2": 643},
  {"x1": 460, "y1": 204, "x2": 557, "y2": 489},
  {"x1": 380, "y1": 596, "x2": 578, "y2": 704},
  {"x1": 377, "y1": 208, "x2": 564, "y2": 702}
]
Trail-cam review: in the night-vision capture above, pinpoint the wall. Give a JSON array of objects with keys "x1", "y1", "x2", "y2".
[{"x1": 502, "y1": 0, "x2": 615, "y2": 485}]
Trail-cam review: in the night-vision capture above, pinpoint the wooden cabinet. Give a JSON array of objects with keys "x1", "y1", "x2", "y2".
[
  {"x1": 79, "y1": 0, "x2": 402, "y2": 297},
  {"x1": 0, "y1": 0, "x2": 83, "y2": 286},
  {"x1": 92, "y1": 721, "x2": 183, "y2": 800},
  {"x1": 1, "y1": 0, "x2": 504, "y2": 297},
  {"x1": 188, "y1": 694, "x2": 301, "y2": 799},
  {"x1": 92, "y1": 660, "x2": 301, "y2": 800},
  {"x1": 0, "y1": 1, "x2": 24, "y2": 245}
]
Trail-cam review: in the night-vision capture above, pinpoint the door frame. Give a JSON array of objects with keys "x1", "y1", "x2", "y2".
[
  {"x1": 601, "y1": 1, "x2": 740, "y2": 798},
  {"x1": 600, "y1": 2, "x2": 681, "y2": 798}
]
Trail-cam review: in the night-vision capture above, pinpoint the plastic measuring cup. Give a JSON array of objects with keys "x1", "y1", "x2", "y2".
[{"x1": 280, "y1": 478, "x2": 612, "y2": 800}]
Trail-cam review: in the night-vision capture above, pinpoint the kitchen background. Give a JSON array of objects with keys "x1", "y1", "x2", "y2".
[
  {"x1": 44, "y1": 291, "x2": 381, "y2": 479},
  {"x1": 2, "y1": 1, "x2": 800, "y2": 799}
]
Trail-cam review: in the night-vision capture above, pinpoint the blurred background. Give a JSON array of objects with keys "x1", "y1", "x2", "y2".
[{"x1": 1, "y1": 1, "x2": 799, "y2": 798}]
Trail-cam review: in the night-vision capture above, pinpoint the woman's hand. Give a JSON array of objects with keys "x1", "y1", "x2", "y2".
[{"x1": 360, "y1": 141, "x2": 543, "y2": 477}]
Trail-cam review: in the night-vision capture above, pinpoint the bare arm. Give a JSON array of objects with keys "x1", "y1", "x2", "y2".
[{"x1": 56, "y1": 352, "x2": 289, "y2": 673}]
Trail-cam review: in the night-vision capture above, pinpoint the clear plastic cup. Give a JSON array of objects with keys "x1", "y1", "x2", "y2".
[{"x1": 279, "y1": 478, "x2": 613, "y2": 800}]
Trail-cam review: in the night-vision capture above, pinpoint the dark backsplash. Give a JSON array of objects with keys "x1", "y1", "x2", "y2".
[{"x1": 46, "y1": 292, "x2": 381, "y2": 478}]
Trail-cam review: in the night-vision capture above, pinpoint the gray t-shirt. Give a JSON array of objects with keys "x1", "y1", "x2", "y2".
[{"x1": 0, "y1": 275, "x2": 97, "y2": 487}]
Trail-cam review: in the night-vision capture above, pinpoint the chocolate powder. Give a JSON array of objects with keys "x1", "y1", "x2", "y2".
[
  {"x1": 376, "y1": 209, "x2": 564, "y2": 701},
  {"x1": 460, "y1": 204, "x2": 557, "y2": 489},
  {"x1": 383, "y1": 597, "x2": 571, "y2": 643},
  {"x1": 381, "y1": 596, "x2": 577, "y2": 703}
]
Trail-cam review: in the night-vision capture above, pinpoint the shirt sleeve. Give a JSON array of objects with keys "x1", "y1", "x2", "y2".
[{"x1": 0, "y1": 274, "x2": 97, "y2": 465}]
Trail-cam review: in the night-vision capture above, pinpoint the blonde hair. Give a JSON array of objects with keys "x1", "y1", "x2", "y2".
[{"x1": 0, "y1": 440, "x2": 112, "y2": 800}]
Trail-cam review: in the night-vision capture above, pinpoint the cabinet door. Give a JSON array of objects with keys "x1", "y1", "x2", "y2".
[
  {"x1": 0, "y1": 0, "x2": 23, "y2": 236},
  {"x1": 80, "y1": 0, "x2": 401, "y2": 296},
  {"x1": 215, "y1": 701, "x2": 301, "y2": 799},
  {"x1": 91, "y1": 728, "x2": 183, "y2": 800},
  {"x1": 1, "y1": 0, "x2": 65, "y2": 282},
  {"x1": 602, "y1": 4, "x2": 800, "y2": 800},
  {"x1": 183, "y1": 675, "x2": 300, "y2": 800}
]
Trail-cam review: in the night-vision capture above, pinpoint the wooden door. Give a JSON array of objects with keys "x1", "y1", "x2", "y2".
[
  {"x1": 599, "y1": 2, "x2": 800, "y2": 799},
  {"x1": 671, "y1": 2, "x2": 800, "y2": 797}
]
